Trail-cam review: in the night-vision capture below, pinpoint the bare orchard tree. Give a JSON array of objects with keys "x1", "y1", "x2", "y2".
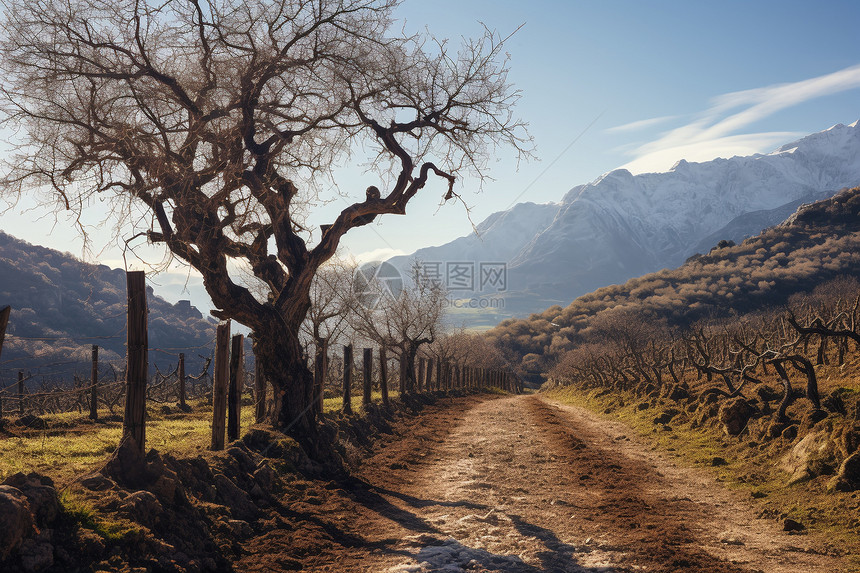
[
  {"x1": 350, "y1": 261, "x2": 445, "y2": 393},
  {"x1": 302, "y1": 257, "x2": 356, "y2": 353},
  {"x1": 300, "y1": 257, "x2": 355, "y2": 400},
  {"x1": 0, "y1": 0, "x2": 531, "y2": 449}
]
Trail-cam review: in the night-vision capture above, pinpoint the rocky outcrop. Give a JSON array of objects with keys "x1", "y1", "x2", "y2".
[
  {"x1": 781, "y1": 429, "x2": 838, "y2": 485},
  {"x1": 0, "y1": 472, "x2": 63, "y2": 572},
  {"x1": 829, "y1": 451, "x2": 860, "y2": 492},
  {"x1": 718, "y1": 398, "x2": 756, "y2": 436},
  {"x1": 0, "y1": 486, "x2": 34, "y2": 560},
  {"x1": 0, "y1": 425, "x2": 313, "y2": 572}
]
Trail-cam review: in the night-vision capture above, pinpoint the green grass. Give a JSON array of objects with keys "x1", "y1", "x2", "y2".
[
  {"x1": 1, "y1": 386, "x2": 467, "y2": 484},
  {"x1": 0, "y1": 398, "x2": 257, "y2": 485},
  {"x1": 60, "y1": 490, "x2": 143, "y2": 542},
  {"x1": 1, "y1": 386, "x2": 491, "y2": 486},
  {"x1": 322, "y1": 389, "x2": 401, "y2": 414}
]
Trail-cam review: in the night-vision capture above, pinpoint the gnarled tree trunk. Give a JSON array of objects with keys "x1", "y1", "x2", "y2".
[{"x1": 252, "y1": 315, "x2": 319, "y2": 452}]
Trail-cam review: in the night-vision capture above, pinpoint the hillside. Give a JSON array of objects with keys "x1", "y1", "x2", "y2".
[
  {"x1": 393, "y1": 122, "x2": 860, "y2": 325},
  {"x1": 0, "y1": 232, "x2": 216, "y2": 385},
  {"x1": 487, "y1": 186, "x2": 860, "y2": 379}
]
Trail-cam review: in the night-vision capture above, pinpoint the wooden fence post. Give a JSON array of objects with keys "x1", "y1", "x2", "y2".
[
  {"x1": 417, "y1": 357, "x2": 425, "y2": 393},
  {"x1": 124, "y1": 270, "x2": 148, "y2": 454},
  {"x1": 178, "y1": 353, "x2": 187, "y2": 411},
  {"x1": 211, "y1": 321, "x2": 230, "y2": 451},
  {"x1": 436, "y1": 359, "x2": 442, "y2": 391},
  {"x1": 438, "y1": 361, "x2": 443, "y2": 390},
  {"x1": 425, "y1": 358, "x2": 433, "y2": 392},
  {"x1": 228, "y1": 333, "x2": 244, "y2": 442},
  {"x1": 18, "y1": 370, "x2": 24, "y2": 416},
  {"x1": 190, "y1": 358, "x2": 196, "y2": 398},
  {"x1": 255, "y1": 353, "x2": 267, "y2": 422},
  {"x1": 363, "y1": 348, "x2": 373, "y2": 408},
  {"x1": 0, "y1": 305, "x2": 10, "y2": 361},
  {"x1": 342, "y1": 344, "x2": 353, "y2": 415},
  {"x1": 313, "y1": 339, "x2": 327, "y2": 415},
  {"x1": 89, "y1": 345, "x2": 99, "y2": 420},
  {"x1": 379, "y1": 347, "x2": 389, "y2": 408}
]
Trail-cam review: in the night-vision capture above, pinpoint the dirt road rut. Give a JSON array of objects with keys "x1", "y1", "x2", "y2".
[{"x1": 241, "y1": 394, "x2": 849, "y2": 572}]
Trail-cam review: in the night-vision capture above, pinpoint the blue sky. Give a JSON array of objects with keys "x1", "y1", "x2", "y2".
[
  {"x1": 333, "y1": 0, "x2": 860, "y2": 263},
  {"x1": 2, "y1": 0, "x2": 859, "y2": 308}
]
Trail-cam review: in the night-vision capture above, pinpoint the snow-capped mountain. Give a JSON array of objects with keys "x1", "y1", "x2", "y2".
[{"x1": 391, "y1": 121, "x2": 860, "y2": 323}]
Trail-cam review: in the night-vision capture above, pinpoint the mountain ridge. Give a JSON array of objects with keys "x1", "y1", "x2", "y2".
[{"x1": 391, "y1": 121, "x2": 860, "y2": 324}]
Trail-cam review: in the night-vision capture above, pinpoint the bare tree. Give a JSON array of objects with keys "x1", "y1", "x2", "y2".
[
  {"x1": 302, "y1": 258, "x2": 355, "y2": 352},
  {"x1": 350, "y1": 261, "x2": 445, "y2": 393},
  {"x1": 0, "y1": 0, "x2": 531, "y2": 449}
]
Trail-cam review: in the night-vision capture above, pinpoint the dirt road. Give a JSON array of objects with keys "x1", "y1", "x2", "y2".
[{"x1": 239, "y1": 394, "x2": 849, "y2": 572}]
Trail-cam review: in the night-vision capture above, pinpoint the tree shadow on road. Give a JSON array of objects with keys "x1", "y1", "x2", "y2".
[
  {"x1": 327, "y1": 477, "x2": 634, "y2": 572},
  {"x1": 508, "y1": 512, "x2": 634, "y2": 573},
  {"x1": 370, "y1": 484, "x2": 490, "y2": 510}
]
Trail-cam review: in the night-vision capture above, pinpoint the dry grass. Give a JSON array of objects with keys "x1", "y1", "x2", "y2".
[{"x1": 545, "y1": 356, "x2": 860, "y2": 563}]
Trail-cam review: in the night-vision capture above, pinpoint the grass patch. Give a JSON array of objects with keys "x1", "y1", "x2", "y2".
[
  {"x1": 483, "y1": 386, "x2": 511, "y2": 395},
  {"x1": 322, "y1": 389, "x2": 401, "y2": 414},
  {"x1": 59, "y1": 490, "x2": 142, "y2": 542},
  {"x1": 0, "y1": 398, "x2": 258, "y2": 485}
]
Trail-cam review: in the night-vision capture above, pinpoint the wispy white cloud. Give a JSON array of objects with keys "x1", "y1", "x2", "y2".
[
  {"x1": 622, "y1": 132, "x2": 802, "y2": 174},
  {"x1": 605, "y1": 115, "x2": 678, "y2": 134},
  {"x1": 621, "y1": 63, "x2": 860, "y2": 174}
]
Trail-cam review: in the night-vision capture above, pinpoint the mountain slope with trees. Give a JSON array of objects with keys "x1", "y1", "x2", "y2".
[
  {"x1": 488, "y1": 186, "x2": 860, "y2": 380},
  {"x1": 0, "y1": 232, "x2": 215, "y2": 386}
]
